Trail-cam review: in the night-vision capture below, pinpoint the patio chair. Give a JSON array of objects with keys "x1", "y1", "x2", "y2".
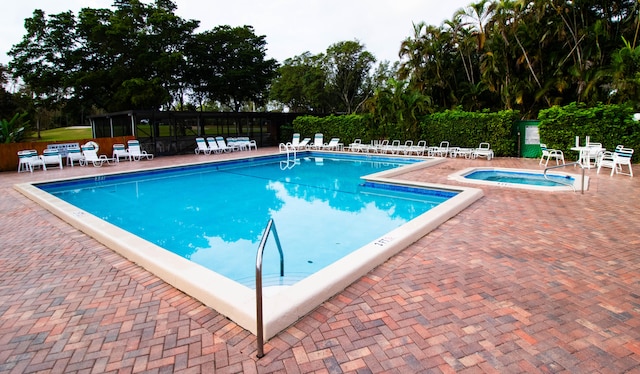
[
  {"x1": 40, "y1": 149, "x2": 64, "y2": 169},
  {"x1": 321, "y1": 138, "x2": 342, "y2": 151},
  {"x1": 80, "y1": 146, "x2": 115, "y2": 167},
  {"x1": 17, "y1": 150, "x2": 46, "y2": 172},
  {"x1": 384, "y1": 140, "x2": 402, "y2": 154},
  {"x1": 432, "y1": 141, "x2": 449, "y2": 157},
  {"x1": 127, "y1": 140, "x2": 154, "y2": 160},
  {"x1": 112, "y1": 143, "x2": 131, "y2": 162},
  {"x1": 597, "y1": 148, "x2": 634, "y2": 177},
  {"x1": 195, "y1": 137, "x2": 210, "y2": 154},
  {"x1": 206, "y1": 137, "x2": 223, "y2": 154},
  {"x1": 310, "y1": 133, "x2": 324, "y2": 150},
  {"x1": 584, "y1": 142, "x2": 603, "y2": 168},
  {"x1": 66, "y1": 147, "x2": 84, "y2": 167},
  {"x1": 406, "y1": 140, "x2": 427, "y2": 156},
  {"x1": 215, "y1": 136, "x2": 237, "y2": 152},
  {"x1": 290, "y1": 133, "x2": 301, "y2": 148},
  {"x1": 247, "y1": 138, "x2": 258, "y2": 151},
  {"x1": 292, "y1": 137, "x2": 310, "y2": 150},
  {"x1": 539, "y1": 144, "x2": 565, "y2": 167},
  {"x1": 473, "y1": 142, "x2": 494, "y2": 160}
]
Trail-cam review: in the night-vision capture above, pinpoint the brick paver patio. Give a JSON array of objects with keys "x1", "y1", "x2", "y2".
[{"x1": 1, "y1": 149, "x2": 639, "y2": 373}]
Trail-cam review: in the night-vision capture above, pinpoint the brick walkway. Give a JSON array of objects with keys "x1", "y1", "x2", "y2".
[{"x1": 1, "y1": 150, "x2": 639, "y2": 373}]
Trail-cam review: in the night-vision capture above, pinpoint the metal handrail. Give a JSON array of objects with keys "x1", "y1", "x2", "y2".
[
  {"x1": 278, "y1": 142, "x2": 297, "y2": 170},
  {"x1": 255, "y1": 219, "x2": 284, "y2": 358},
  {"x1": 544, "y1": 161, "x2": 585, "y2": 194}
]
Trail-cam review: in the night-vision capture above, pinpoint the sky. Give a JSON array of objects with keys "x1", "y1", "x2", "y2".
[{"x1": 1, "y1": 0, "x2": 471, "y2": 66}]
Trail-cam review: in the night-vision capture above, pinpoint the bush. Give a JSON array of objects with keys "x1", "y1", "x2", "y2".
[
  {"x1": 0, "y1": 113, "x2": 30, "y2": 143},
  {"x1": 539, "y1": 103, "x2": 640, "y2": 162},
  {"x1": 421, "y1": 109, "x2": 519, "y2": 156}
]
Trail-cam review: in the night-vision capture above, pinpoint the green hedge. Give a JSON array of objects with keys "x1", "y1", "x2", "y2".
[
  {"x1": 292, "y1": 114, "x2": 372, "y2": 145},
  {"x1": 420, "y1": 109, "x2": 519, "y2": 157},
  {"x1": 293, "y1": 109, "x2": 520, "y2": 156},
  {"x1": 539, "y1": 103, "x2": 640, "y2": 162}
]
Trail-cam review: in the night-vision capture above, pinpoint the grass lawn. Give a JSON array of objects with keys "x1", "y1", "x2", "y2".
[{"x1": 25, "y1": 127, "x2": 93, "y2": 142}]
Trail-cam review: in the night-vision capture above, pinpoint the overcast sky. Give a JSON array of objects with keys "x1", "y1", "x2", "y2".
[{"x1": 1, "y1": 0, "x2": 471, "y2": 66}]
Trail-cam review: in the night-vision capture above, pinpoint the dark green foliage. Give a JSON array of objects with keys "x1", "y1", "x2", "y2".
[
  {"x1": 292, "y1": 114, "x2": 372, "y2": 145},
  {"x1": 539, "y1": 103, "x2": 640, "y2": 161},
  {"x1": 293, "y1": 109, "x2": 519, "y2": 156},
  {"x1": 421, "y1": 109, "x2": 518, "y2": 156},
  {"x1": 0, "y1": 112, "x2": 30, "y2": 143}
]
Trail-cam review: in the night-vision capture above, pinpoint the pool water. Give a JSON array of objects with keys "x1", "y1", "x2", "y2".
[
  {"x1": 464, "y1": 169, "x2": 575, "y2": 186},
  {"x1": 38, "y1": 154, "x2": 455, "y2": 286}
]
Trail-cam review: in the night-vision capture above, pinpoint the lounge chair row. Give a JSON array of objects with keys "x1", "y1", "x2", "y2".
[
  {"x1": 195, "y1": 136, "x2": 257, "y2": 155},
  {"x1": 346, "y1": 139, "x2": 494, "y2": 159},
  {"x1": 282, "y1": 133, "x2": 343, "y2": 151},
  {"x1": 17, "y1": 140, "x2": 154, "y2": 172},
  {"x1": 427, "y1": 141, "x2": 495, "y2": 160}
]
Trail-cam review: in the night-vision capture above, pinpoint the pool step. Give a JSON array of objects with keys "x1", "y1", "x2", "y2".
[{"x1": 236, "y1": 272, "x2": 310, "y2": 288}]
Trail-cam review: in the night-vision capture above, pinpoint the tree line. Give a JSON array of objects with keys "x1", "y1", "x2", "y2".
[{"x1": 1, "y1": 0, "x2": 639, "y2": 136}]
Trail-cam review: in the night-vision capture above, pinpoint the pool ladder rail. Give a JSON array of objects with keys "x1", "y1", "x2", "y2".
[
  {"x1": 255, "y1": 218, "x2": 284, "y2": 358},
  {"x1": 278, "y1": 142, "x2": 298, "y2": 169},
  {"x1": 543, "y1": 161, "x2": 585, "y2": 194}
]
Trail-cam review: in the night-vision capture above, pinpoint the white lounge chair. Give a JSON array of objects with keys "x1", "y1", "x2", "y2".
[
  {"x1": 473, "y1": 142, "x2": 494, "y2": 160},
  {"x1": 432, "y1": 141, "x2": 449, "y2": 157},
  {"x1": 66, "y1": 147, "x2": 84, "y2": 167},
  {"x1": 80, "y1": 146, "x2": 114, "y2": 167},
  {"x1": 348, "y1": 139, "x2": 363, "y2": 152},
  {"x1": 597, "y1": 147, "x2": 634, "y2": 177},
  {"x1": 309, "y1": 133, "x2": 324, "y2": 150},
  {"x1": 215, "y1": 136, "x2": 237, "y2": 152},
  {"x1": 17, "y1": 150, "x2": 46, "y2": 172},
  {"x1": 235, "y1": 136, "x2": 256, "y2": 151},
  {"x1": 127, "y1": 140, "x2": 154, "y2": 160},
  {"x1": 374, "y1": 139, "x2": 389, "y2": 153},
  {"x1": 206, "y1": 137, "x2": 223, "y2": 154},
  {"x1": 195, "y1": 137, "x2": 210, "y2": 154},
  {"x1": 539, "y1": 143, "x2": 564, "y2": 167},
  {"x1": 293, "y1": 137, "x2": 310, "y2": 150},
  {"x1": 40, "y1": 149, "x2": 63, "y2": 169},
  {"x1": 322, "y1": 138, "x2": 342, "y2": 151},
  {"x1": 290, "y1": 133, "x2": 301, "y2": 148},
  {"x1": 406, "y1": 140, "x2": 427, "y2": 156},
  {"x1": 112, "y1": 143, "x2": 131, "y2": 162}
]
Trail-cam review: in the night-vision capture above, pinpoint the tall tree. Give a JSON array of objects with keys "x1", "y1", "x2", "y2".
[
  {"x1": 324, "y1": 40, "x2": 376, "y2": 114},
  {"x1": 269, "y1": 52, "x2": 329, "y2": 113},
  {"x1": 185, "y1": 25, "x2": 277, "y2": 112}
]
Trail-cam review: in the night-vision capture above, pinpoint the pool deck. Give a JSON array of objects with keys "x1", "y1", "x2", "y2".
[{"x1": 1, "y1": 149, "x2": 639, "y2": 373}]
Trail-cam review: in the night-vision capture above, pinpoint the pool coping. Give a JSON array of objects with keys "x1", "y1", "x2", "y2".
[
  {"x1": 14, "y1": 152, "x2": 483, "y2": 340},
  {"x1": 447, "y1": 166, "x2": 588, "y2": 192}
]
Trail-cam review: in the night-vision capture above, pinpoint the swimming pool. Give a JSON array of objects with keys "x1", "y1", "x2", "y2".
[
  {"x1": 16, "y1": 152, "x2": 483, "y2": 339},
  {"x1": 36, "y1": 154, "x2": 452, "y2": 286},
  {"x1": 449, "y1": 167, "x2": 587, "y2": 191}
]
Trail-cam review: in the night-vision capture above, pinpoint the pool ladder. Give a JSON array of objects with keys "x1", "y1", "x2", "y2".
[
  {"x1": 255, "y1": 219, "x2": 284, "y2": 358},
  {"x1": 279, "y1": 143, "x2": 297, "y2": 169},
  {"x1": 544, "y1": 161, "x2": 585, "y2": 194}
]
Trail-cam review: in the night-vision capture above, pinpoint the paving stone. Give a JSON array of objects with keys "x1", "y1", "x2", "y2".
[{"x1": 1, "y1": 150, "x2": 639, "y2": 372}]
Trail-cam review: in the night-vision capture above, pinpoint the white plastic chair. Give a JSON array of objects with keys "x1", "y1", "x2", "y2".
[
  {"x1": 66, "y1": 147, "x2": 84, "y2": 167},
  {"x1": 39, "y1": 149, "x2": 63, "y2": 169},
  {"x1": 80, "y1": 146, "x2": 114, "y2": 167},
  {"x1": 206, "y1": 137, "x2": 223, "y2": 154},
  {"x1": 598, "y1": 148, "x2": 634, "y2": 177},
  {"x1": 310, "y1": 133, "x2": 324, "y2": 150},
  {"x1": 112, "y1": 143, "x2": 131, "y2": 162},
  {"x1": 127, "y1": 140, "x2": 154, "y2": 160},
  {"x1": 539, "y1": 144, "x2": 565, "y2": 167},
  {"x1": 473, "y1": 142, "x2": 495, "y2": 160},
  {"x1": 17, "y1": 150, "x2": 46, "y2": 172},
  {"x1": 195, "y1": 137, "x2": 210, "y2": 154}
]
